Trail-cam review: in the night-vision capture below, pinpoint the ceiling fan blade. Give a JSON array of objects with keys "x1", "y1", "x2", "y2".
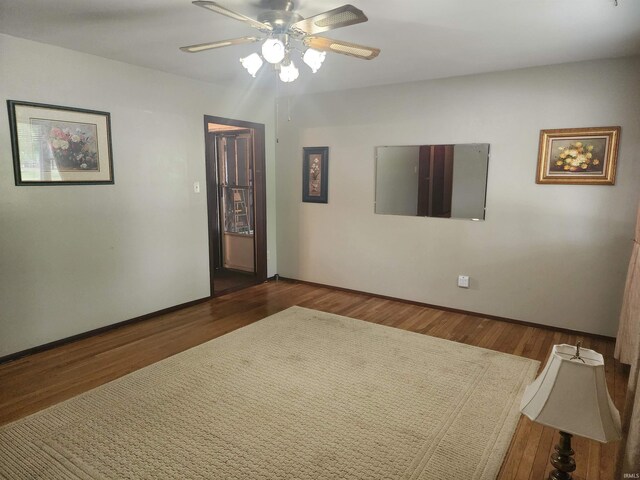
[
  {"x1": 180, "y1": 36, "x2": 261, "y2": 53},
  {"x1": 193, "y1": 1, "x2": 273, "y2": 33},
  {"x1": 303, "y1": 37, "x2": 380, "y2": 60},
  {"x1": 291, "y1": 5, "x2": 367, "y2": 35}
]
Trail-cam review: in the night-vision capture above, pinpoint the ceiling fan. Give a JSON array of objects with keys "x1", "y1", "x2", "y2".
[{"x1": 180, "y1": 0, "x2": 380, "y2": 82}]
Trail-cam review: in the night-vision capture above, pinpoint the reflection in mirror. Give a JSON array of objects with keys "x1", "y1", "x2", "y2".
[{"x1": 375, "y1": 144, "x2": 489, "y2": 220}]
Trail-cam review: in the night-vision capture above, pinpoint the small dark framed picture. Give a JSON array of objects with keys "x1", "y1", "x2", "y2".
[
  {"x1": 7, "y1": 100, "x2": 114, "y2": 185},
  {"x1": 302, "y1": 146, "x2": 329, "y2": 203},
  {"x1": 536, "y1": 126, "x2": 620, "y2": 185}
]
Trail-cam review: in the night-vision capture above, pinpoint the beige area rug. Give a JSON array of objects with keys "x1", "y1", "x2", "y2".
[{"x1": 0, "y1": 306, "x2": 538, "y2": 479}]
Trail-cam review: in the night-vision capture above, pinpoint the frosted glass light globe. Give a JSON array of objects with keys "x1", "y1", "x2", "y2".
[
  {"x1": 279, "y1": 61, "x2": 299, "y2": 83},
  {"x1": 239, "y1": 53, "x2": 264, "y2": 77},
  {"x1": 261, "y1": 38, "x2": 285, "y2": 64},
  {"x1": 303, "y1": 48, "x2": 326, "y2": 73}
]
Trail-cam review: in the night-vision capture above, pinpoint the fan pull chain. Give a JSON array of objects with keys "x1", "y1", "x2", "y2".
[{"x1": 275, "y1": 78, "x2": 279, "y2": 143}]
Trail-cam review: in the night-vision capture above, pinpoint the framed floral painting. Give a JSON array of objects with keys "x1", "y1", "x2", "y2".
[
  {"x1": 7, "y1": 100, "x2": 114, "y2": 185},
  {"x1": 536, "y1": 126, "x2": 620, "y2": 185},
  {"x1": 302, "y1": 146, "x2": 328, "y2": 203}
]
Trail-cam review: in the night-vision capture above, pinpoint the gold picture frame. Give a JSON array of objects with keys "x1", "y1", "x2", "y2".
[{"x1": 536, "y1": 126, "x2": 620, "y2": 185}]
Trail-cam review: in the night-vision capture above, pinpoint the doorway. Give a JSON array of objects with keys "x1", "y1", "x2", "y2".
[{"x1": 204, "y1": 115, "x2": 267, "y2": 296}]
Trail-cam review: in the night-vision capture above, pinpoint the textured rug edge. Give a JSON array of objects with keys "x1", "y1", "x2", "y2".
[
  {"x1": 477, "y1": 359, "x2": 539, "y2": 479},
  {"x1": 290, "y1": 306, "x2": 543, "y2": 367}
]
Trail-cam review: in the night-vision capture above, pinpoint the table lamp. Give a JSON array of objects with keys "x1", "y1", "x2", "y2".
[{"x1": 520, "y1": 343, "x2": 622, "y2": 480}]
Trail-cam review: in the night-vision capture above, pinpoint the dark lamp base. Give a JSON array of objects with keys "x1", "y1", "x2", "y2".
[{"x1": 549, "y1": 431, "x2": 576, "y2": 480}]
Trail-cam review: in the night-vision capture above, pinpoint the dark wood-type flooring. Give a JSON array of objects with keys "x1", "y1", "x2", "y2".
[
  {"x1": 0, "y1": 280, "x2": 629, "y2": 480},
  {"x1": 212, "y1": 267, "x2": 256, "y2": 295}
]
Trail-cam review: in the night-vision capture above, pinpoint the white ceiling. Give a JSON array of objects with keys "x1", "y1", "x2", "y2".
[{"x1": 1, "y1": 0, "x2": 639, "y2": 95}]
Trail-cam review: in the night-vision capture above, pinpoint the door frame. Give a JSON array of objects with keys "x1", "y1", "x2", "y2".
[{"x1": 203, "y1": 115, "x2": 267, "y2": 295}]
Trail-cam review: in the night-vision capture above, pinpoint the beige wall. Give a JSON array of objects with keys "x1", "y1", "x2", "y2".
[
  {"x1": 275, "y1": 56, "x2": 640, "y2": 337},
  {"x1": 0, "y1": 34, "x2": 277, "y2": 356}
]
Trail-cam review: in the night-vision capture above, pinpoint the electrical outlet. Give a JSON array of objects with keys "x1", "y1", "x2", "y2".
[
  {"x1": 457, "y1": 275, "x2": 470, "y2": 288},
  {"x1": 193, "y1": 181, "x2": 200, "y2": 193}
]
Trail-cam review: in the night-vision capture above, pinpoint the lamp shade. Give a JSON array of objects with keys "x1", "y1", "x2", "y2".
[
  {"x1": 279, "y1": 61, "x2": 299, "y2": 83},
  {"x1": 261, "y1": 38, "x2": 285, "y2": 64},
  {"x1": 239, "y1": 53, "x2": 263, "y2": 77},
  {"x1": 520, "y1": 344, "x2": 621, "y2": 443},
  {"x1": 303, "y1": 48, "x2": 326, "y2": 73}
]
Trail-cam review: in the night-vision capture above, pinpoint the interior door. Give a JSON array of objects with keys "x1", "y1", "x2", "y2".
[{"x1": 204, "y1": 116, "x2": 267, "y2": 297}]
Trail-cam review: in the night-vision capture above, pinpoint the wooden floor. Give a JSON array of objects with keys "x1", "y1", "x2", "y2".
[
  {"x1": 0, "y1": 280, "x2": 628, "y2": 480},
  {"x1": 212, "y1": 267, "x2": 256, "y2": 295}
]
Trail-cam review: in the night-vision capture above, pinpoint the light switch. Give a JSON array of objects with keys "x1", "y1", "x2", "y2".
[{"x1": 193, "y1": 181, "x2": 200, "y2": 193}]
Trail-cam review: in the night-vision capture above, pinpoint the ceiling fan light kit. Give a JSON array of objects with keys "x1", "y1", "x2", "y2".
[{"x1": 181, "y1": 0, "x2": 380, "y2": 83}]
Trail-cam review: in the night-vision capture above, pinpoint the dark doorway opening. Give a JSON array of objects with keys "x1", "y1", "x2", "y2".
[{"x1": 204, "y1": 115, "x2": 267, "y2": 296}]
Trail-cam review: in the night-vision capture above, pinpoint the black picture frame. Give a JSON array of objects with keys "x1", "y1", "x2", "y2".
[
  {"x1": 7, "y1": 100, "x2": 114, "y2": 186},
  {"x1": 302, "y1": 146, "x2": 329, "y2": 203}
]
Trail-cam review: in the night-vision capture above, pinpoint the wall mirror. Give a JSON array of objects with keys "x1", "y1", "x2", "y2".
[{"x1": 375, "y1": 144, "x2": 490, "y2": 220}]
